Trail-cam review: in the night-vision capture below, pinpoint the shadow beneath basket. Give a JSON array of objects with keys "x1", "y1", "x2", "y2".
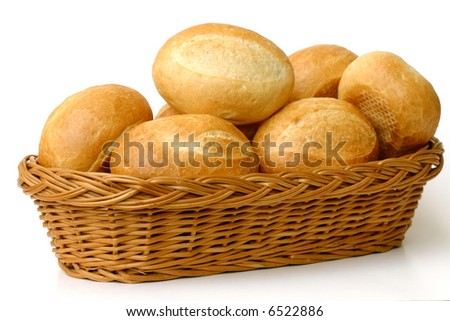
[{"x1": 53, "y1": 246, "x2": 412, "y2": 301}]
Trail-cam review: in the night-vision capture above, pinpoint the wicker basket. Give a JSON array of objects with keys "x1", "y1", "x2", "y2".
[{"x1": 18, "y1": 137, "x2": 444, "y2": 283}]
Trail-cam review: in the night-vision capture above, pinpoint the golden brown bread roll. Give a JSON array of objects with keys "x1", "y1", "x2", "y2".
[
  {"x1": 155, "y1": 103, "x2": 182, "y2": 118},
  {"x1": 288, "y1": 44, "x2": 357, "y2": 101},
  {"x1": 38, "y1": 84, "x2": 153, "y2": 171},
  {"x1": 155, "y1": 103, "x2": 262, "y2": 140},
  {"x1": 253, "y1": 98, "x2": 379, "y2": 173},
  {"x1": 109, "y1": 114, "x2": 259, "y2": 178},
  {"x1": 338, "y1": 51, "x2": 440, "y2": 158},
  {"x1": 152, "y1": 23, "x2": 294, "y2": 125}
]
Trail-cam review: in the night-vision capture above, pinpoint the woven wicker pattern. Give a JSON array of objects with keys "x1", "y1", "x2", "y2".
[{"x1": 18, "y1": 138, "x2": 443, "y2": 283}]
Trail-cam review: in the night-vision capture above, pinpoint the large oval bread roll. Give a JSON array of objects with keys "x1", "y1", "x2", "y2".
[
  {"x1": 253, "y1": 98, "x2": 379, "y2": 173},
  {"x1": 289, "y1": 44, "x2": 357, "y2": 101},
  {"x1": 109, "y1": 114, "x2": 259, "y2": 178},
  {"x1": 152, "y1": 23, "x2": 294, "y2": 125},
  {"x1": 338, "y1": 51, "x2": 440, "y2": 158},
  {"x1": 38, "y1": 84, "x2": 153, "y2": 171}
]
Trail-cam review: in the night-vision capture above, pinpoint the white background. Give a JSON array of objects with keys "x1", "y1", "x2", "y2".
[{"x1": 1, "y1": 0, "x2": 449, "y2": 319}]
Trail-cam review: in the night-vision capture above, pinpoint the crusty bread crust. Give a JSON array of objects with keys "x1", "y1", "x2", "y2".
[
  {"x1": 254, "y1": 98, "x2": 379, "y2": 173},
  {"x1": 338, "y1": 51, "x2": 440, "y2": 158},
  {"x1": 110, "y1": 114, "x2": 259, "y2": 178},
  {"x1": 289, "y1": 44, "x2": 357, "y2": 101},
  {"x1": 155, "y1": 103, "x2": 182, "y2": 119},
  {"x1": 152, "y1": 23, "x2": 294, "y2": 125},
  {"x1": 38, "y1": 84, "x2": 153, "y2": 171}
]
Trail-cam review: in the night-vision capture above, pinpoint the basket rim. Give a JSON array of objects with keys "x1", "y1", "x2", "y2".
[
  {"x1": 17, "y1": 137, "x2": 444, "y2": 210},
  {"x1": 19, "y1": 137, "x2": 444, "y2": 182}
]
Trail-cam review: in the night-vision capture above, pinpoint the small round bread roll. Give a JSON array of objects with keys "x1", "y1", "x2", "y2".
[
  {"x1": 38, "y1": 84, "x2": 153, "y2": 171},
  {"x1": 109, "y1": 114, "x2": 259, "y2": 178},
  {"x1": 338, "y1": 51, "x2": 440, "y2": 158},
  {"x1": 253, "y1": 98, "x2": 379, "y2": 173},
  {"x1": 155, "y1": 103, "x2": 262, "y2": 140},
  {"x1": 152, "y1": 23, "x2": 294, "y2": 125},
  {"x1": 289, "y1": 44, "x2": 357, "y2": 101},
  {"x1": 155, "y1": 103, "x2": 181, "y2": 118}
]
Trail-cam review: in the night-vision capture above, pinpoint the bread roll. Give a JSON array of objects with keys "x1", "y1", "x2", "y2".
[
  {"x1": 253, "y1": 98, "x2": 379, "y2": 173},
  {"x1": 38, "y1": 84, "x2": 153, "y2": 171},
  {"x1": 155, "y1": 103, "x2": 262, "y2": 140},
  {"x1": 152, "y1": 23, "x2": 294, "y2": 125},
  {"x1": 338, "y1": 51, "x2": 440, "y2": 158},
  {"x1": 109, "y1": 114, "x2": 259, "y2": 178},
  {"x1": 155, "y1": 103, "x2": 182, "y2": 118},
  {"x1": 289, "y1": 44, "x2": 357, "y2": 101}
]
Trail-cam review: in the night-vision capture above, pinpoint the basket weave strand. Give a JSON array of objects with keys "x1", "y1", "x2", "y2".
[{"x1": 18, "y1": 138, "x2": 443, "y2": 283}]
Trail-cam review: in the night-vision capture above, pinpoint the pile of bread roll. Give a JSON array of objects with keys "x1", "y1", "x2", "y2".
[{"x1": 38, "y1": 23, "x2": 441, "y2": 178}]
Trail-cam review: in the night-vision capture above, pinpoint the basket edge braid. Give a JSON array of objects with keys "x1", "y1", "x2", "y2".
[{"x1": 18, "y1": 137, "x2": 444, "y2": 210}]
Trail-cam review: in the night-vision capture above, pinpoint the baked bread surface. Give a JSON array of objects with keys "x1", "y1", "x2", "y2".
[
  {"x1": 338, "y1": 51, "x2": 440, "y2": 157},
  {"x1": 152, "y1": 23, "x2": 294, "y2": 125},
  {"x1": 110, "y1": 114, "x2": 259, "y2": 178},
  {"x1": 289, "y1": 44, "x2": 357, "y2": 101},
  {"x1": 254, "y1": 98, "x2": 379, "y2": 173},
  {"x1": 38, "y1": 84, "x2": 153, "y2": 171}
]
